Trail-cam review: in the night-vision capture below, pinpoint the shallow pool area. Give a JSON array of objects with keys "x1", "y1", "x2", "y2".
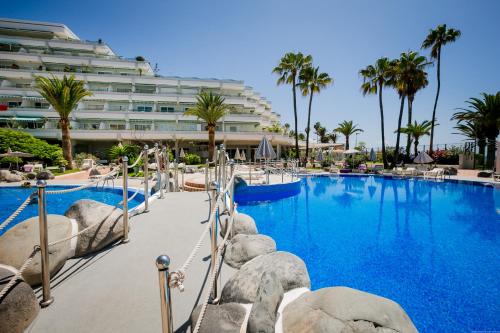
[
  {"x1": 236, "y1": 176, "x2": 500, "y2": 333},
  {"x1": 0, "y1": 185, "x2": 144, "y2": 236}
]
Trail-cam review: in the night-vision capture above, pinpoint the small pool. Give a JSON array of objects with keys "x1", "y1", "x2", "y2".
[
  {"x1": 0, "y1": 185, "x2": 144, "y2": 236},
  {"x1": 236, "y1": 176, "x2": 500, "y2": 333}
]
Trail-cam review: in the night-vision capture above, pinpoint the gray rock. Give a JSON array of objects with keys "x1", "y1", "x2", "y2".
[
  {"x1": 224, "y1": 234, "x2": 276, "y2": 269},
  {"x1": 4, "y1": 171, "x2": 23, "y2": 182},
  {"x1": 220, "y1": 212, "x2": 258, "y2": 239},
  {"x1": 221, "y1": 251, "x2": 310, "y2": 303},
  {"x1": 0, "y1": 215, "x2": 72, "y2": 286},
  {"x1": 0, "y1": 169, "x2": 9, "y2": 180},
  {"x1": 26, "y1": 172, "x2": 36, "y2": 180},
  {"x1": 0, "y1": 265, "x2": 40, "y2": 333},
  {"x1": 247, "y1": 271, "x2": 284, "y2": 333},
  {"x1": 36, "y1": 170, "x2": 54, "y2": 180},
  {"x1": 152, "y1": 173, "x2": 167, "y2": 193},
  {"x1": 88, "y1": 167, "x2": 100, "y2": 177},
  {"x1": 64, "y1": 199, "x2": 125, "y2": 256},
  {"x1": 282, "y1": 287, "x2": 418, "y2": 333},
  {"x1": 190, "y1": 302, "x2": 246, "y2": 333}
]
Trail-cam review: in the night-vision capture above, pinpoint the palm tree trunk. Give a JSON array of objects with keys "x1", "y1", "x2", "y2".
[
  {"x1": 393, "y1": 95, "x2": 406, "y2": 167},
  {"x1": 378, "y1": 83, "x2": 388, "y2": 168},
  {"x1": 345, "y1": 135, "x2": 350, "y2": 150},
  {"x1": 292, "y1": 76, "x2": 299, "y2": 161},
  {"x1": 414, "y1": 137, "x2": 419, "y2": 157},
  {"x1": 486, "y1": 138, "x2": 496, "y2": 169},
  {"x1": 60, "y1": 118, "x2": 73, "y2": 169},
  {"x1": 405, "y1": 96, "x2": 413, "y2": 160},
  {"x1": 305, "y1": 91, "x2": 314, "y2": 163},
  {"x1": 429, "y1": 47, "x2": 441, "y2": 154},
  {"x1": 208, "y1": 125, "x2": 215, "y2": 161}
]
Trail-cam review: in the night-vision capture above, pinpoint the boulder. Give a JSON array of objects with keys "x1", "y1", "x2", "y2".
[
  {"x1": 64, "y1": 199, "x2": 125, "y2": 256},
  {"x1": 224, "y1": 234, "x2": 276, "y2": 269},
  {"x1": 282, "y1": 287, "x2": 418, "y2": 333},
  {"x1": 88, "y1": 167, "x2": 101, "y2": 177},
  {"x1": 1, "y1": 170, "x2": 23, "y2": 182},
  {"x1": 221, "y1": 251, "x2": 310, "y2": 303},
  {"x1": 0, "y1": 169, "x2": 9, "y2": 180},
  {"x1": 26, "y1": 172, "x2": 37, "y2": 180},
  {"x1": 247, "y1": 271, "x2": 284, "y2": 333},
  {"x1": 190, "y1": 302, "x2": 246, "y2": 333},
  {"x1": 0, "y1": 215, "x2": 72, "y2": 286},
  {"x1": 36, "y1": 170, "x2": 54, "y2": 180},
  {"x1": 0, "y1": 265, "x2": 40, "y2": 333},
  {"x1": 220, "y1": 212, "x2": 258, "y2": 239}
]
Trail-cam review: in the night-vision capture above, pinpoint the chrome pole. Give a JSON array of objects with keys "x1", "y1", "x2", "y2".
[
  {"x1": 205, "y1": 159, "x2": 209, "y2": 192},
  {"x1": 181, "y1": 167, "x2": 184, "y2": 191},
  {"x1": 37, "y1": 180, "x2": 54, "y2": 307},
  {"x1": 174, "y1": 159, "x2": 179, "y2": 192},
  {"x1": 209, "y1": 180, "x2": 219, "y2": 300},
  {"x1": 155, "y1": 143, "x2": 164, "y2": 199},
  {"x1": 214, "y1": 148, "x2": 218, "y2": 184},
  {"x1": 122, "y1": 156, "x2": 129, "y2": 243},
  {"x1": 143, "y1": 145, "x2": 149, "y2": 213},
  {"x1": 229, "y1": 160, "x2": 235, "y2": 214},
  {"x1": 156, "y1": 255, "x2": 173, "y2": 333},
  {"x1": 163, "y1": 147, "x2": 170, "y2": 193}
]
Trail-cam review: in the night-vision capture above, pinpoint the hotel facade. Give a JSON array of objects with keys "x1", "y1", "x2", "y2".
[{"x1": 0, "y1": 18, "x2": 296, "y2": 160}]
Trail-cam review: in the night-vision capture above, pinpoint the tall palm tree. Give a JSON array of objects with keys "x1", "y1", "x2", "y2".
[
  {"x1": 335, "y1": 120, "x2": 363, "y2": 150},
  {"x1": 283, "y1": 123, "x2": 291, "y2": 135},
  {"x1": 390, "y1": 52, "x2": 430, "y2": 165},
  {"x1": 422, "y1": 24, "x2": 461, "y2": 153},
  {"x1": 185, "y1": 91, "x2": 227, "y2": 161},
  {"x1": 35, "y1": 75, "x2": 92, "y2": 169},
  {"x1": 451, "y1": 92, "x2": 500, "y2": 168},
  {"x1": 399, "y1": 120, "x2": 433, "y2": 156},
  {"x1": 360, "y1": 57, "x2": 392, "y2": 168},
  {"x1": 299, "y1": 66, "x2": 332, "y2": 162},
  {"x1": 328, "y1": 130, "x2": 338, "y2": 143},
  {"x1": 273, "y1": 52, "x2": 312, "y2": 158}
]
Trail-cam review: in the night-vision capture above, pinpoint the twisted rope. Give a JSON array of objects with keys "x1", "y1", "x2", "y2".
[
  {"x1": 127, "y1": 151, "x2": 144, "y2": 169},
  {"x1": 0, "y1": 193, "x2": 35, "y2": 232},
  {"x1": 119, "y1": 186, "x2": 141, "y2": 206},
  {"x1": 0, "y1": 246, "x2": 40, "y2": 300}
]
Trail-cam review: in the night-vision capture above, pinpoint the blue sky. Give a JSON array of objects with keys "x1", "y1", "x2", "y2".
[{"x1": 3, "y1": 0, "x2": 499, "y2": 148}]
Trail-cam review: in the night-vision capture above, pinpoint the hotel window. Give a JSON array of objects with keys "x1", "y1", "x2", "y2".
[
  {"x1": 229, "y1": 126, "x2": 238, "y2": 132},
  {"x1": 136, "y1": 106, "x2": 152, "y2": 112},
  {"x1": 8, "y1": 101, "x2": 21, "y2": 108},
  {"x1": 160, "y1": 106, "x2": 175, "y2": 113},
  {"x1": 133, "y1": 124, "x2": 151, "y2": 131},
  {"x1": 109, "y1": 123, "x2": 126, "y2": 130},
  {"x1": 34, "y1": 102, "x2": 50, "y2": 109}
]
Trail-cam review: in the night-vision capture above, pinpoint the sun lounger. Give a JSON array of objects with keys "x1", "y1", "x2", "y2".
[
  {"x1": 402, "y1": 167, "x2": 417, "y2": 176},
  {"x1": 392, "y1": 167, "x2": 404, "y2": 175},
  {"x1": 372, "y1": 164, "x2": 384, "y2": 174},
  {"x1": 423, "y1": 168, "x2": 444, "y2": 179},
  {"x1": 493, "y1": 173, "x2": 500, "y2": 182},
  {"x1": 329, "y1": 165, "x2": 339, "y2": 174}
]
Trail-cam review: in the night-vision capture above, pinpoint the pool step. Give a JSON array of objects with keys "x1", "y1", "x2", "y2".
[{"x1": 182, "y1": 181, "x2": 206, "y2": 192}]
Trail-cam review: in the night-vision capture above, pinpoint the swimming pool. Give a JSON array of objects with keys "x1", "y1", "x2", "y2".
[
  {"x1": 0, "y1": 185, "x2": 144, "y2": 236},
  {"x1": 236, "y1": 176, "x2": 500, "y2": 333}
]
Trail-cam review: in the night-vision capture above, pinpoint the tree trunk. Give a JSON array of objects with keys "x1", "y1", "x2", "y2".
[
  {"x1": 292, "y1": 76, "x2": 299, "y2": 161},
  {"x1": 305, "y1": 91, "x2": 314, "y2": 163},
  {"x1": 486, "y1": 138, "x2": 496, "y2": 169},
  {"x1": 405, "y1": 96, "x2": 414, "y2": 160},
  {"x1": 378, "y1": 83, "x2": 388, "y2": 168},
  {"x1": 208, "y1": 125, "x2": 215, "y2": 161},
  {"x1": 60, "y1": 118, "x2": 73, "y2": 169},
  {"x1": 393, "y1": 95, "x2": 406, "y2": 168},
  {"x1": 414, "y1": 137, "x2": 419, "y2": 157},
  {"x1": 345, "y1": 135, "x2": 350, "y2": 150},
  {"x1": 429, "y1": 47, "x2": 441, "y2": 154}
]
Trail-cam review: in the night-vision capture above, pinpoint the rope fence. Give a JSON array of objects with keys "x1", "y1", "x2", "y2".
[
  {"x1": 0, "y1": 193, "x2": 35, "y2": 231},
  {"x1": 0, "y1": 246, "x2": 40, "y2": 300}
]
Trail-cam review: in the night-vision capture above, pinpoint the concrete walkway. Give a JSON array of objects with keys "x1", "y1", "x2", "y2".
[{"x1": 27, "y1": 191, "x2": 236, "y2": 333}]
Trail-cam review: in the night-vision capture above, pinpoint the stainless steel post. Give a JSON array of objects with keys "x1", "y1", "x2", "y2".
[
  {"x1": 181, "y1": 167, "x2": 184, "y2": 191},
  {"x1": 143, "y1": 145, "x2": 149, "y2": 213},
  {"x1": 156, "y1": 255, "x2": 173, "y2": 333},
  {"x1": 122, "y1": 156, "x2": 129, "y2": 243},
  {"x1": 155, "y1": 143, "x2": 164, "y2": 199},
  {"x1": 174, "y1": 159, "x2": 179, "y2": 192},
  {"x1": 163, "y1": 147, "x2": 170, "y2": 193},
  {"x1": 205, "y1": 159, "x2": 209, "y2": 192},
  {"x1": 214, "y1": 149, "x2": 218, "y2": 184},
  {"x1": 249, "y1": 162, "x2": 252, "y2": 185},
  {"x1": 37, "y1": 180, "x2": 54, "y2": 307},
  {"x1": 229, "y1": 160, "x2": 235, "y2": 214},
  {"x1": 209, "y1": 181, "x2": 219, "y2": 300}
]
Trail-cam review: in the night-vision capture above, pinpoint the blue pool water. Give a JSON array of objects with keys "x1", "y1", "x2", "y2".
[
  {"x1": 236, "y1": 176, "x2": 500, "y2": 333},
  {"x1": 0, "y1": 185, "x2": 144, "y2": 236}
]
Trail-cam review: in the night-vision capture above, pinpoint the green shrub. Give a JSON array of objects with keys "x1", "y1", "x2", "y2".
[
  {"x1": 107, "y1": 144, "x2": 140, "y2": 163},
  {"x1": 74, "y1": 152, "x2": 97, "y2": 168},
  {"x1": 183, "y1": 153, "x2": 201, "y2": 165},
  {"x1": 0, "y1": 156, "x2": 23, "y2": 167},
  {"x1": 0, "y1": 129, "x2": 63, "y2": 164}
]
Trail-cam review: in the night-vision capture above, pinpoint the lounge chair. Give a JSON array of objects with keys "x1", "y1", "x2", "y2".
[
  {"x1": 402, "y1": 167, "x2": 417, "y2": 176},
  {"x1": 392, "y1": 167, "x2": 404, "y2": 176},
  {"x1": 372, "y1": 164, "x2": 384, "y2": 174},
  {"x1": 329, "y1": 165, "x2": 339, "y2": 174},
  {"x1": 493, "y1": 173, "x2": 500, "y2": 182},
  {"x1": 423, "y1": 168, "x2": 444, "y2": 179}
]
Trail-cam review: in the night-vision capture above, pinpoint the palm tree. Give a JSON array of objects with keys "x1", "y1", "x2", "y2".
[
  {"x1": 422, "y1": 24, "x2": 461, "y2": 153},
  {"x1": 452, "y1": 92, "x2": 500, "y2": 168},
  {"x1": 108, "y1": 143, "x2": 139, "y2": 163},
  {"x1": 273, "y1": 52, "x2": 312, "y2": 158},
  {"x1": 399, "y1": 120, "x2": 433, "y2": 156},
  {"x1": 328, "y1": 130, "x2": 338, "y2": 143},
  {"x1": 335, "y1": 120, "x2": 363, "y2": 150},
  {"x1": 35, "y1": 75, "x2": 92, "y2": 169},
  {"x1": 283, "y1": 123, "x2": 291, "y2": 135},
  {"x1": 313, "y1": 122, "x2": 328, "y2": 143},
  {"x1": 185, "y1": 91, "x2": 228, "y2": 161},
  {"x1": 299, "y1": 66, "x2": 332, "y2": 162},
  {"x1": 360, "y1": 57, "x2": 392, "y2": 168}
]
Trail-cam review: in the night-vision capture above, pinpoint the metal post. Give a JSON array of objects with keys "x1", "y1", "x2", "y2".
[
  {"x1": 122, "y1": 156, "x2": 129, "y2": 243},
  {"x1": 37, "y1": 180, "x2": 54, "y2": 307},
  {"x1": 205, "y1": 159, "x2": 209, "y2": 192},
  {"x1": 156, "y1": 255, "x2": 173, "y2": 333},
  {"x1": 143, "y1": 145, "x2": 149, "y2": 213},
  {"x1": 181, "y1": 167, "x2": 184, "y2": 191},
  {"x1": 174, "y1": 159, "x2": 179, "y2": 192},
  {"x1": 214, "y1": 148, "x2": 218, "y2": 184},
  {"x1": 221, "y1": 145, "x2": 226, "y2": 189},
  {"x1": 229, "y1": 161, "x2": 235, "y2": 214},
  {"x1": 209, "y1": 181, "x2": 219, "y2": 300},
  {"x1": 163, "y1": 147, "x2": 170, "y2": 193},
  {"x1": 249, "y1": 162, "x2": 252, "y2": 185},
  {"x1": 155, "y1": 143, "x2": 164, "y2": 199}
]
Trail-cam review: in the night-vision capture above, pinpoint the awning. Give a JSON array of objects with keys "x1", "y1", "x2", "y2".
[
  {"x1": 23, "y1": 96, "x2": 45, "y2": 102},
  {"x1": 0, "y1": 95, "x2": 22, "y2": 99}
]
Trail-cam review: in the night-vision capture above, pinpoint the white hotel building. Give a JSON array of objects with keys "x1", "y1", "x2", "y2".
[{"x1": 0, "y1": 18, "x2": 295, "y2": 159}]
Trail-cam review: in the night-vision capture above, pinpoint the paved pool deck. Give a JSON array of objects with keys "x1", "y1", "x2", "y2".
[{"x1": 27, "y1": 191, "x2": 236, "y2": 333}]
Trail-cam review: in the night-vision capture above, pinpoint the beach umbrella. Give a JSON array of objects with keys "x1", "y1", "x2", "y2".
[
  {"x1": 255, "y1": 136, "x2": 276, "y2": 160},
  {"x1": 413, "y1": 151, "x2": 433, "y2": 164},
  {"x1": 234, "y1": 148, "x2": 241, "y2": 161},
  {"x1": 241, "y1": 150, "x2": 246, "y2": 161},
  {"x1": 343, "y1": 149, "x2": 360, "y2": 155},
  {"x1": 369, "y1": 148, "x2": 376, "y2": 162},
  {"x1": 0, "y1": 147, "x2": 34, "y2": 169},
  {"x1": 179, "y1": 148, "x2": 185, "y2": 159}
]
